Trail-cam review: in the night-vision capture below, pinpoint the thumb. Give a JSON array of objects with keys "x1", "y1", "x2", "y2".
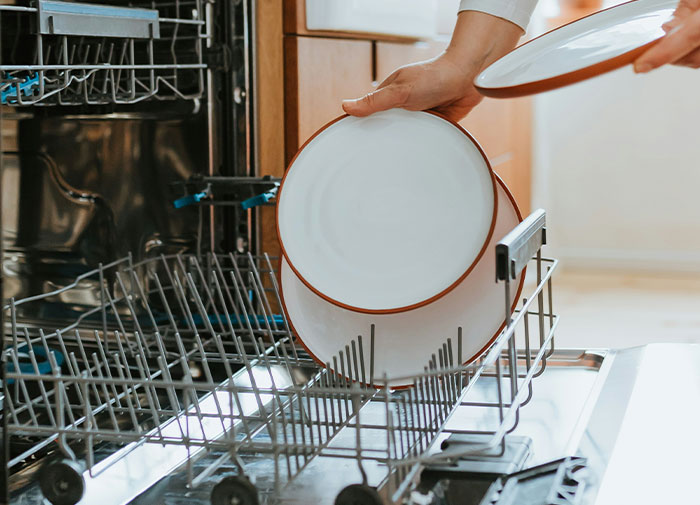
[{"x1": 342, "y1": 85, "x2": 408, "y2": 117}]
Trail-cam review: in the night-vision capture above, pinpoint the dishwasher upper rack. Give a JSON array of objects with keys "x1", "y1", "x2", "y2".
[
  {"x1": 0, "y1": 0, "x2": 208, "y2": 106},
  {"x1": 1, "y1": 210, "x2": 557, "y2": 505}
]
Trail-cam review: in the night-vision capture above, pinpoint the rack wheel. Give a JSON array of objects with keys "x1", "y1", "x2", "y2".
[
  {"x1": 210, "y1": 475, "x2": 259, "y2": 505},
  {"x1": 38, "y1": 459, "x2": 85, "y2": 505},
  {"x1": 334, "y1": 484, "x2": 383, "y2": 505}
]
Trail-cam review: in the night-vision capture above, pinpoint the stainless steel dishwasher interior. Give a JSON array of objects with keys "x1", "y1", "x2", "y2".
[{"x1": 1, "y1": 210, "x2": 577, "y2": 505}]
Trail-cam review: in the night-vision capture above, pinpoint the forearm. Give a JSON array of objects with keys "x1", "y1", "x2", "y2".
[
  {"x1": 342, "y1": 9, "x2": 527, "y2": 120},
  {"x1": 444, "y1": 11, "x2": 525, "y2": 77}
]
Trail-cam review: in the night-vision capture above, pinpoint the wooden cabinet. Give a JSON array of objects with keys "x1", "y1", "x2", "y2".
[
  {"x1": 375, "y1": 39, "x2": 446, "y2": 78},
  {"x1": 284, "y1": 36, "x2": 375, "y2": 162}
]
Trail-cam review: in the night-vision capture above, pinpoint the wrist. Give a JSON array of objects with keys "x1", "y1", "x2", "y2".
[{"x1": 445, "y1": 10, "x2": 523, "y2": 75}]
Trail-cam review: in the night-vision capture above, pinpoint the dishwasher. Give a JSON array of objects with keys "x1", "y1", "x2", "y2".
[{"x1": 1, "y1": 1, "x2": 699, "y2": 504}]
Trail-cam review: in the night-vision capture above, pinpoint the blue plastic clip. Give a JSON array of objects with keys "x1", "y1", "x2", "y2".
[
  {"x1": 6, "y1": 345, "x2": 65, "y2": 384},
  {"x1": 241, "y1": 185, "x2": 279, "y2": 211},
  {"x1": 173, "y1": 190, "x2": 209, "y2": 209},
  {"x1": 1, "y1": 74, "x2": 40, "y2": 104}
]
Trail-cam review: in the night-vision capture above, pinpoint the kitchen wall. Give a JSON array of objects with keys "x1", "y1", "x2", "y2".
[{"x1": 531, "y1": 4, "x2": 700, "y2": 273}]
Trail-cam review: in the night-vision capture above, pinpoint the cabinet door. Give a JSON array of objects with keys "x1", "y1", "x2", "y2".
[
  {"x1": 376, "y1": 41, "x2": 531, "y2": 213},
  {"x1": 284, "y1": 36, "x2": 375, "y2": 162},
  {"x1": 375, "y1": 39, "x2": 445, "y2": 80}
]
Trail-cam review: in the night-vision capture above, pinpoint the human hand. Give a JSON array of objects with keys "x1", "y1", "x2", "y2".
[
  {"x1": 634, "y1": 0, "x2": 700, "y2": 72},
  {"x1": 342, "y1": 11, "x2": 524, "y2": 122},
  {"x1": 342, "y1": 53, "x2": 484, "y2": 122}
]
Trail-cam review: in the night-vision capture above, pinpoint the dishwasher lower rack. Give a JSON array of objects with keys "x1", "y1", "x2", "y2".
[
  {"x1": 0, "y1": 0, "x2": 207, "y2": 106},
  {"x1": 1, "y1": 211, "x2": 556, "y2": 505}
]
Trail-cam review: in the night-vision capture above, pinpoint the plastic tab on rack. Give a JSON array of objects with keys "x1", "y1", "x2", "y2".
[
  {"x1": 6, "y1": 345, "x2": 65, "y2": 384},
  {"x1": 241, "y1": 187, "x2": 278, "y2": 211},
  {"x1": 479, "y1": 457, "x2": 588, "y2": 505},
  {"x1": 173, "y1": 190, "x2": 209, "y2": 209},
  {"x1": 1, "y1": 74, "x2": 39, "y2": 104}
]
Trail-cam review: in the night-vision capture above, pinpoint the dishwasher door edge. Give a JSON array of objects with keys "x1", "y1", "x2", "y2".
[{"x1": 575, "y1": 343, "x2": 700, "y2": 505}]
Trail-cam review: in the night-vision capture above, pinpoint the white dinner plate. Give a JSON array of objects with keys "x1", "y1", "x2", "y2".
[
  {"x1": 475, "y1": 0, "x2": 678, "y2": 98},
  {"x1": 277, "y1": 109, "x2": 497, "y2": 314},
  {"x1": 280, "y1": 176, "x2": 523, "y2": 387}
]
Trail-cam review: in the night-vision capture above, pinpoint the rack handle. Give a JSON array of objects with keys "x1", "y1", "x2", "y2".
[
  {"x1": 36, "y1": 0, "x2": 161, "y2": 39},
  {"x1": 496, "y1": 209, "x2": 546, "y2": 281}
]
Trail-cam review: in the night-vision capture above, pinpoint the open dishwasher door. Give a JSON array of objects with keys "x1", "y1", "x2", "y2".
[
  {"x1": 574, "y1": 344, "x2": 700, "y2": 505},
  {"x1": 389, "y1": 344, "x2": 700, "y2": 505}
]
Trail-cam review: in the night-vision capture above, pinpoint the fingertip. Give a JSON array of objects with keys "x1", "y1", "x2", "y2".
[
  {"x1": 633, "y1": 60, "x2": 654, "y2": 73},
  {"x1": 341, "y1": 99, "x2": 364, "y2": 116},
  {"x1": 633, "y1": 50, "x2": 659, "y2": 74},
  {"x1": 341, "y1": 100, "x2": 355, "y2": 115}
]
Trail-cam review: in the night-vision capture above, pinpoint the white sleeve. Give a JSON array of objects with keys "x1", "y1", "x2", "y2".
[{"x1": 458, "y1": 0, "x2": 539, "y2": 31}]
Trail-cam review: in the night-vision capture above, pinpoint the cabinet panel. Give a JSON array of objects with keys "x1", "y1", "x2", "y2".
[
  {"x1": 459, "y1": 98, "x2": 512, "y2": 160},
  {"x1": 375, "y1": 40, "x2": 446, "y2": 80},
  {"x1": 508, "y1": 96, "x2": 532, "y2": 214},
  {"x1": 256, "y1": 0, "x2": 286, "y2": 259},
  {"x1": 284, "y1": 36, "x2": 374, "y2": 162}
]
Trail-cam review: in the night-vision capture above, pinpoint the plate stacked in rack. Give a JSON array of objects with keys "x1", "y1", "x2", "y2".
[{"x1": 277, "y1": 109, "x2": 524, "y2": 386}]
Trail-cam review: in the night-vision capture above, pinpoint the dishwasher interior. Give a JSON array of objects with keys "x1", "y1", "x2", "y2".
[
  {"x1": 2, "y1": 1, "x2": 698, "y2": 504},
  {"x1": 1, "y1": 211, "x2": 582, "y2": 505}
]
